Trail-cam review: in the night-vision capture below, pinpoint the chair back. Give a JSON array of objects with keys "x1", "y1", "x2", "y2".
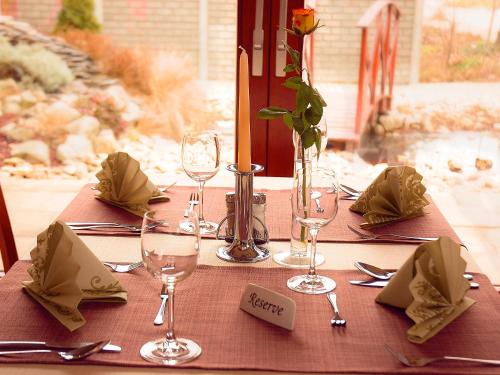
[{"x1": 0, "y1": 183, "x2": 18, "y2": 272}]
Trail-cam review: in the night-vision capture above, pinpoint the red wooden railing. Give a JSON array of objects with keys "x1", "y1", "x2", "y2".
[
  {"x1": 0, "y1": 183, "x2": 18, "y2": 272},
  {"x1": 355, "y1": 1, "x2": 400, "y2": 136}
]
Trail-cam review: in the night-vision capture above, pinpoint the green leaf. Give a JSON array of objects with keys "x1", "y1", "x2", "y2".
[
  {"x1": 301, "y1": 111, "x2": 311, "y2": 131},
  {"x1": 296, "y1": 85, "x2": 309, "y2": 113},
  {"x1": 283, "y1": 76, "x2": 302, "y2": 90},
  {"x1": 301, "y1": 128, "x2": 316, "y2": 149},
  {"x1": 313, "y1": 88, "x2": 327, "y2": 107},
  {"x1": 314, "y1": 127, "x2": 322, "y2": 158},
  {"x1": 283, "y1": 63, "x2": 296, "y2": 73},
  {"x1": 292, "y1": 116, "x2": 305, "y2": 134},
  {"x1": 305, "y1": 106, "x2": 322, "y2": 126},
  {"x1": 283, "y1": 112, "x2": 293, "y2": 130},
  {"x1": 257, "y1": 106, "x2": 288, "y2": 120},
  {"x1": 285, "y1": 43, "x2": 301, "y2": 68}
]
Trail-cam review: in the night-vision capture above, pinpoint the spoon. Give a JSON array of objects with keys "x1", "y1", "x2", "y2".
[
  {"x1": 0, "y1": 340, "x2": 110, "y2": 361},
  {"x1": 311, "y1": 191, "x2": 324, "y2": 213},
  {"x1": 355, "y1": 261, "x2": 473, "y2": 281}
]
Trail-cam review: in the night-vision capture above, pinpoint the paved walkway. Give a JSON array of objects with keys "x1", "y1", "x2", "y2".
[{"x1": 2, "y1": 175, "x2": 499, "y2": 288}]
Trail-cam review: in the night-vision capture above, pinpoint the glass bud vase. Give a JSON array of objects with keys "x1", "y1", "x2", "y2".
[{"x1": 273, "y1": 130, "x2": 325, "y2": 268}]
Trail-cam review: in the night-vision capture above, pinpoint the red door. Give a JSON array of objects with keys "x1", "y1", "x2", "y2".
[{"x1": 236, "y1": 0, "x2": 304, "y2": 177}]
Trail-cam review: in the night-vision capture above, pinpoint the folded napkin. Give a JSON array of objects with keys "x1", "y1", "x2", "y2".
[
  {"x1": 350, "y1": 166, "x2": 429, "y2": 228},
  {"x1": 376, "y1": 237, "x2": 475, "y2": 344},
  {"x1": 95, "y1": 152, "x2": 168, "y2": 217},
  {"x1": 23, "y1": 221, "x2": 128, "y2": 331}
]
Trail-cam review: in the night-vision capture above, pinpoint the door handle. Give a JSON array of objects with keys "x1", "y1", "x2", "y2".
[
  {"x1": 252, "y1": 0, "x2": 264, "y2": 76},
  {"x1": 275, "y1": 0, "x2": 288, "y2": 77}
]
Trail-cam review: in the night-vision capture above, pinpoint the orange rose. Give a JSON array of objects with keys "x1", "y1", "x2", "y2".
[{"x1": 292, "y1": 8, "x2": 316, "y2": 35}]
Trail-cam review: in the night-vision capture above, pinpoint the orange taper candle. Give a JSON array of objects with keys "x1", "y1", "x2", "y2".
[{"x1": 237, "y1": 47, "x2": 251, "y2": 172}]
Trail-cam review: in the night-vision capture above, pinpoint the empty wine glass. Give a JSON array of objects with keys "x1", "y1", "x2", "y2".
[
  {"x1": 140, "y1": 208, "x2": 201, "y2": 365},
  {"x1": 288, "y1": 167, "x2": 339, "y2": 294},
  {"x1": 181, "y1": 132, "x2": 220, "y2": 234}
]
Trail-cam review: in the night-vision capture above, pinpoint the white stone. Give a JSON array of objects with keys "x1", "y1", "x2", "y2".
[
  {"x1": 0, "y1": 79, "x2": 20, "y2": 100},
  {"x1": 0, "y1": 122, "x2": 36, "y2": 142},
  {"x1": 121, "y1": 101, "x2": 143, "y2": 123},
  {"x1": 45, "y1": 101, "x2": 81, "y2": 126},
  {"x1": 10, "y1": 140, "x2": 50, "y2": 165},
  {"x1": 93, "y1": 129, "x2": 119, "y2": 154},
  {"x1": 3, "y1": 95, "x2": 21, "y2": 114},
  {"x1": 66, "y1": 115, "x2": 100, "y2": 136},
  {"x1": 105, "y1": 85, "x2": 130, "y2": 111},
  {"x1": 20, "y1": 91, "x2": 37, "y2": 105},
  {"x1": 57, "y1": 134, "x2": 94, "y2": 162}
]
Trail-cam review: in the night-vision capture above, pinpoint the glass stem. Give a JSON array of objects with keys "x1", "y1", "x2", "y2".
[
  {"x1": 198, "y1": 180, "x2": 206, "y2": 222},
  {"x1": 165, "y1": 282, "x2": 176, "y2": 344},
  {"x1": 308, "y1": 228, "x2": 319, "y2": 277}
]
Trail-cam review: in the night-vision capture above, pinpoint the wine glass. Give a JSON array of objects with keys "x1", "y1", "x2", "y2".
[
  {"x1": 140, "y1": 208, "x2": 201, "y2": 365},
  {"x1": 287, "y1": 167, "x2": 339, "y2": 294},
  {"x1": 181, "y1": 132, "x2": 220, "y2": 234}
]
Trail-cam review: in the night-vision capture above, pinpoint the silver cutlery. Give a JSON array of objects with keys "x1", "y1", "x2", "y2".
[
  {"x1": 0, "y1": 341, "x2": 121, "y2": 352},
  {"x1": 340, "y1": 184, "x2": 362, "y2": 197},
  {"x1": 67, "y1": 222, "x2": 142, "y2": 232},
  {"x1": 340, "y1": 196, "x2": 358, "y2": 201},
  {"x1": 385, "y1": 344, "x2": 500, "y2": 367},
  {"x1": 349, "y1": 280, "x2": 479, "y2": 289},
  {"x1": 0, "y1": 340, "x2": 110, "y2": 361},
  {"x1": 326, "y1": 292, "x2": 346, "y2": 327},
  {"x1": 311, "y1": 191, "x2": 324, "y2": 213},
  {"x1": 159, "y1": 181, "x2": 176, "y2": 193},
  {"x1": 103, "y1": 261, "x2": 143, "y2": 273},
  {"x1": 184, "y1": 192, "x2": 199, "y2": 217},
  {"x1": 354, "y1": 261, "x2": 473, "y2": 281},
  {"x1": 154, "y1": 283, "x2": 168, "y2": 325},
  {"x1": 348, "y1": 225, "x2": 469, "y2": 249}
]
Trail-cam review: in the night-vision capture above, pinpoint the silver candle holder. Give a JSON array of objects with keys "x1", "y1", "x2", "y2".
[{"x1": 216, "y1": 163, "x2": 270, "y2": 263}]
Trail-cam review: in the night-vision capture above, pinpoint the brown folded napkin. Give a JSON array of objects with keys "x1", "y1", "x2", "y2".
[
  {"x1": 23, "y1": 221, "x2": 128, "y2": 331},
  {"x1": 350, "y1": 166, "x2": 429, "y2": 228},
  {"x1": 376, "y1": 237, "x2": 475, "y2": 344},
  {"x1": 95, "y1": 152, "x2": 168, "y2": 217}
]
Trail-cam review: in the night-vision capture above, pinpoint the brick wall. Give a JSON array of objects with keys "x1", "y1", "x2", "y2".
[{"x1": 12, "y1": 0, "x2": 417, "y2": 83}]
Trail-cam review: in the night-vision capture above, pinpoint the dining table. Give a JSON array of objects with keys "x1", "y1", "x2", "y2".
[{"x1": 0, "y1": 173, "x2": 497, "y2": 375}]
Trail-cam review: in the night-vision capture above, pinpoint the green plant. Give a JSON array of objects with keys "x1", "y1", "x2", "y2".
[
  {"x1": 257, "y1": 8, "x2": 326, "y2": 157},
  {"x1": 54, "y1": 0, "x2": 101, "y2": 33},
  {"x1": 0, "y1": 37, "x2": 73, "y2": 92}
]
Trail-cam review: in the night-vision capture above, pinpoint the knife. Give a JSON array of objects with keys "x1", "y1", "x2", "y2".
[
  {"x1": 0, "y1": 341, "x2": 121, "y2": 353},
  {"x1": 349, "y1": 280, "x2": 480, "y2": 289}
]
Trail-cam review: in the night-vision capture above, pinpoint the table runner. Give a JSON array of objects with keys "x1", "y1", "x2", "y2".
[
  {"x1": 1, "y1": 261, "x2": 499, "y2": 374},
  {"x1": 57, "y1": 184, "x2": 461, "y2": 243}
]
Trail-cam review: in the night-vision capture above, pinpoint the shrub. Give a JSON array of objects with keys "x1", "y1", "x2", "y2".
[
  {"x1": 54, "y1": 0, "x2": 101, "y2": 33},
  {"x1": 0, "y1": 37, "x2": 73, "y2": 92}
]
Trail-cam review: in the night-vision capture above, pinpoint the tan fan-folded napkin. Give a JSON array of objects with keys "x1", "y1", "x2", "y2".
[
  {"x1": 23, "y1": 221, "x2": 128, "y2": 331},
  {"x1": 376, "y1": 237, "x2": 475, "y2": 344},
  {"x1": 95, "y1": 151, "x2": 168, "y2": 217},
  {"x1": 350, "y1": 166, "x2": 429, "y2": 228}
]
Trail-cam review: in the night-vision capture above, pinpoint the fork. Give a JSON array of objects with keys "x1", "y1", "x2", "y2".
[
  {"x1": 154, "y1": 283, "x2": 169, "y2": 325},
  {"x1": 103, "y1": 261, "x2": 143, "y2": 273},
  {"x1": 326, "y1": 292, "x2": 346, "y2": 327},
  {"x1": 384, "y1": 344, "x2": 500, "y2": 367},
  {"x1": 339, "y1": 184, "x2": 362, "y2": 197},
  {"x1": 184, "y1": 192, "x2": 199, "y2": 217},
  {"x1": 347, "y1": 224, "x2": 469, "y2": 249}
]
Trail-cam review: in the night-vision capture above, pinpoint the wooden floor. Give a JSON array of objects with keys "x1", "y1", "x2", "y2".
[{"x1": 1, "y1": 176, "x2": 499, "y2": 289}]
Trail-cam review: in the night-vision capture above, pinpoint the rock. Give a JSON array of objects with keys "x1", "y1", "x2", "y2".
[
  {"x1": 3, "y1": 95, "x2": 21, "y2": 114},
  {"x1": 0, "y1": 79, "x2": 20, "y2": 100},
  {"x1": 93, "y1": 129, "x2": 119, "y2": 154},
  {"x1": 121, "y1": 101, "x2": 143, "y2": 123},
  {"x1": 2, "y1": 157, "x2": 30, "y2": 167},
  {"x1": 379, "y1": 114, "x2": 405, "y2": 132},
  {"x1": 447, "y1": 160, "x2": 462, "y2": 173},
  {"x1": 57, "y1": 134, "x2": 94, "y2": 162},
  {"x1": 66, "y1": 115, "x2": 100, "y2": 136},
  {"x1": 20, "y1": 91, "x2": 37, "y2": 106},
  {"x1": 10, "y1": 140, "x2": 50, "y2": 165},
  {"x1": 373, "y1": 124, "x2": 385, "y2": 136},
  {"x1": 0, "y1": 122, "x2": 36, "y2": 142},
  {"x1": 45, "y1": 101, "x2": 81, "y2": 126},
  {"x1": 475, "y1": 158, "x2": 493, "y2": 171},
  {"x1": 105, "y1": 85, "x2": 129, "y2": 111}
]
